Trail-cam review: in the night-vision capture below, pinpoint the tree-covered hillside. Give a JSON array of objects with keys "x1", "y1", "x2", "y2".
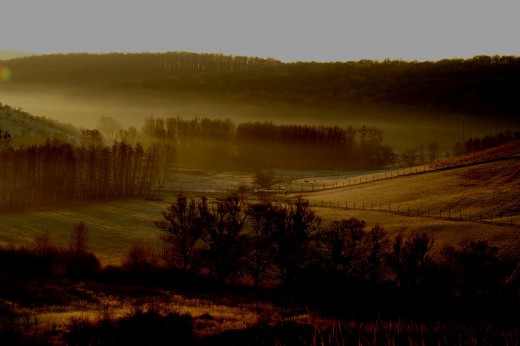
[{"x1": 3, "y1": 52, "x2": 519, "y2": 117}]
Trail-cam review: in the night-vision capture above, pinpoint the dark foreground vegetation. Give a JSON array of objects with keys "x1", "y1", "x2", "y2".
[
  {"x1": 3, "y1": 52, "x2": 520, "y2": 117},
  {"x1": 1, "y1": 195, "x2": 519, "y2": 345}
]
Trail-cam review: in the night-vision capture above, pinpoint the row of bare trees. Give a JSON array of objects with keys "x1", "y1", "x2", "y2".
[
  {"x1": 0, "y1": 140, "x2": 157, "y2": 210},
  {"x1": 142, "y1": 116, "x2": 394, "y2": 171},
  {"x1": 155, "y1": 194, "x2": 507, "y2": 297},
  {"x1": 155, "y1": 194, "x2": 439, "y2": 288}
]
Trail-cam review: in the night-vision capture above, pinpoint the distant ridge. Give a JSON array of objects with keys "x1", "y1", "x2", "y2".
[
  {"x1": 0, "y1": 50, "x2": 36, "y2": 61},
  {"x1": 3, "y1": 52, "x2": 519, "y2": 118}
]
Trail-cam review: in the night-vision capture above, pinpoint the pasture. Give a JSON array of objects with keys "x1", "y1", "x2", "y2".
[{"x1": 0, "y1": 157, "x2": 519, "y2": 265}]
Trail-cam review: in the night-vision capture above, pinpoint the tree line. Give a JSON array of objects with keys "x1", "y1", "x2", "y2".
[
  {"x1": 0, "y1": 140, "x2": 157, "y2": 210},
  {"x1": 153, "y1": 194, "x2": 511, "y2": 298},
  {"x1": 4, "y1": 53, "x2": 519, "y2": 116},
  {"x1": 142, "y1": 116, "x2": 394, "y2": 170},
  {"x1": 457, "y1": 130, "x2": 520, "y2": 156}
]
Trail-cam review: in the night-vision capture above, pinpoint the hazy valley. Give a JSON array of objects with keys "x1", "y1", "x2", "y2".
[{"x1": 1, "y1": 52, "x2": 520, "y2": 345}]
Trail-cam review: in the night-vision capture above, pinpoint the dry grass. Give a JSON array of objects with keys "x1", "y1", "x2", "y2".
[
  {"x1": 288, "y1": 158, "x2": 520, "y2": 259},
  {"x1": 0, "y1": 158, "x2": 518, "y2": 265},
  {"x1": 297, "y1": 159, "x2": 520, "y2": 217},
  {"x1": 0, "y1": 199, "x2": 168, "y2": 265},
  {"x1": 7, "y1": 288, "x2": 274, "y2": 340}
]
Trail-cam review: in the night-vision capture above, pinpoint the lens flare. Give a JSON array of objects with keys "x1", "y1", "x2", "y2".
[{"x1": 0, "y1": 66, "x2": 12, "y2": 82}]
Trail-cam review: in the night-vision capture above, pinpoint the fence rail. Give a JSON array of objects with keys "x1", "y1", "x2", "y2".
[
  {"x1": 159, "y1": 155, "x2": 520, "y2": 228},
  {"x1": 290, "y1": 197, "x2": 520, "y2": 228},
  {"x1": 166, "y1": 155, "x2": 520, "y2": 197}
]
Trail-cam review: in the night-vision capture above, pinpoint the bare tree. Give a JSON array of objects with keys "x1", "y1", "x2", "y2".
[
  {"x1": 359, "y1": 224, "x2": 390, "y2": 282},
  {"x1": 152, "y1": 142, "x2": 176, "y2": 188},
  {"x1": 33, "y1": 231, "x2": 52, "y2": 255},
  {"x1": 388, "y1": 231, "x2": 434, "y2": 287},
  {"x1": 317, "y1": 217, "x2": 365, "y2": 273},
  {"x1": 155, "y1": 194, "x2": 205, "y2": 271},
  {"x1": 0, "y1": 128, "x2": 11, "y2": 150},
  {"x1": 271, "y1": 196, "x2": 320, "y2": 286},
  {"x1": 401, "y1": 149, "x2": 417, "y2": 168},
  {"x1": 96, "y1": 117, "x2": 122, "y2": 144},
  {"x1": 418, "y1": 144, "x2": 426, "y2": 165},
  {"x1": 427, "y1": 141, "x2": 439, "y2": 163},
  {"x1": 205, "y1": 194, "x2": 248, "y2": 285},
  {"x1": 80, "y1": 129, "x2": 104, "y2": 147},
  {"x1": 253, "y1": 170, "x2": 276, "y2": 189},
  {"x1": 246, "y1": 202, "x2": 283, "y2": 287},
  {"x1": 70, "y1": 221, "x2": 89, "y2": 255}
]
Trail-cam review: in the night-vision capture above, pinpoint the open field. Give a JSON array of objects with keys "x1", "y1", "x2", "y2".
[
  {"x1": 296, "y1": 158, "x2": 520, "y2": 219},
  {"x1": 288, "y1": 157, "x2": 520, "y2": 259},
  {"x1": 0, "y1": 198, "x2": 168, "y2": 265},
  {"x1": 1, "y1": 157, "x2": 519, "y2": 265}
]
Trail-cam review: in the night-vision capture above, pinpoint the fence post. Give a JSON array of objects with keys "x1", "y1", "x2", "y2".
[
  {"x1": 460, "y1": 211, "x2": 461, "y2": 220},
  {"x1": 363, "y1": 202, "x2": 364, "y2": 209},
  {"x1": 379, "y1": 203, "x2": 381, "y2": 211},
  {"x1": 448, "y1": 210, "x2": 450, "y2": 219}
]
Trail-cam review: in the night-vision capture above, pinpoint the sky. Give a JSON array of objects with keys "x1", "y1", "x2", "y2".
[{"x1": 1, "y1": 0, "x2": 519, "y2": 62}]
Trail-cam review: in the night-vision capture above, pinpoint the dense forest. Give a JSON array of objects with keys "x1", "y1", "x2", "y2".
[{"x1": 3, "y1": 52, "x2": 520, "y2": 116}]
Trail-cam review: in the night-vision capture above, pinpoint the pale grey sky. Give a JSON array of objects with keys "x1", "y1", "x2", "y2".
[{"x1": 1, "y1": 0, "x2": 519, "y2": 62}]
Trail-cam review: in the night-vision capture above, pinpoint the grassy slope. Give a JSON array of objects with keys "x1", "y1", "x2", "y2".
[
  {"x1": 0, "y1": 154, "x2": 518, "y2": 265},
  {"x1": 296, "y1": 157, "x2": 520, "y2": 259},
  {"x1": 0, "y1": 199, "x2": 167, "y2": 265},
  {"x1": 0, "y1": 103, "x2": 80, "y2": 146}
]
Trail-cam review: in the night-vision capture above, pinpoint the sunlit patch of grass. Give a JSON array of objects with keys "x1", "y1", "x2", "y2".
[{"x1": 5, "y1": 287, "x2": 280, "y2": 340}]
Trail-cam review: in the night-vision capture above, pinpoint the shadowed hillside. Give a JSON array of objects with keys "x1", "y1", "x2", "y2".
[{"x1": 3, "y1": 53, "x2": 520, "y2": 118}]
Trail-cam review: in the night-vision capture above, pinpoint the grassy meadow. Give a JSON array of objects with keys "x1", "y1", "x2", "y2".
[
  {"x1": 1, "y1": 53, "x2": 519, "y2": 344},
  {"x1": 1, "y1": 157, "x2": 519, "y2": 266}
]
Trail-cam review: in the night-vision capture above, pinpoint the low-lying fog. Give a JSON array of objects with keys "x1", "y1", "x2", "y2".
[{"x1": 1, "y1": 85, "x2": 515, "y2": 152}]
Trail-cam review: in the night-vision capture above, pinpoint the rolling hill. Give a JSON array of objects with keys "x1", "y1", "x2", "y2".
[
  {"x1": 0, "y1": 103, "x2": 81, "y2": 146},
  {"x1": 0, "y1": 50, "x2": 36, "y2": 61},
  {"x1": 0, "y1": 149, "x2": 518, "y2": 265},
  {"x1": 3, "y1": 53, "x2": 520, "y2": 118}
]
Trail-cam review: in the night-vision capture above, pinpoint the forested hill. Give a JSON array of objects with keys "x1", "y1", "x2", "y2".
[{"x1": 3, "y1": 52, "x2": 520, "y2": 116}]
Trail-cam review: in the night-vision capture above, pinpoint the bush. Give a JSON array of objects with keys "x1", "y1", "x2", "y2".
[{"x1": 64, "y1": 309, "x2": 194, "y2": 346}]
